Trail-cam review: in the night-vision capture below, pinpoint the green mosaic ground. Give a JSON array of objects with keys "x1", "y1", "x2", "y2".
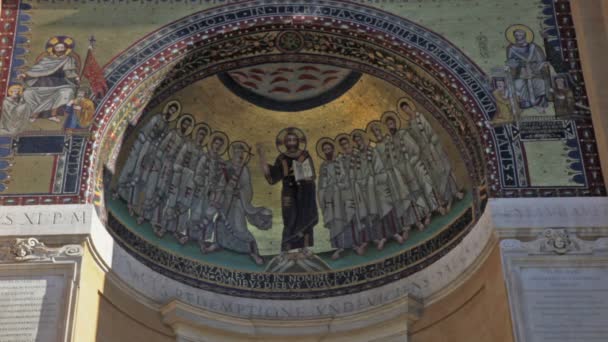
[{"x1": 107, "y1": 191, "x2": 473, "y2": 272}]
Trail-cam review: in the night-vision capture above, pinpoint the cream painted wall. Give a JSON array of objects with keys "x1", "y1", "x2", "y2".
[
  {"x1": 572, "y1": 0, "x2": 608, "y2": 192},
  {"x1": 73, "y1": 244, "x2": 174, "y2": 342},
  {"x1": 71, "y1": 240, "x2": 511, "y2": 342}
]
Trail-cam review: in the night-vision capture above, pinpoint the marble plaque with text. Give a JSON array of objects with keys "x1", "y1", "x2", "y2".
[
  {"x1": 518, "y1": 267, "x2": 608, "y2": 342},
  {"x1": 0, "y1": 275, "x2": 67, "y2": 342}
]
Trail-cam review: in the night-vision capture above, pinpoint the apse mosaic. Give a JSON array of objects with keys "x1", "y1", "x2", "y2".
[{"x1": 0, "y1": 0, "x2": 604, "y2": 297}]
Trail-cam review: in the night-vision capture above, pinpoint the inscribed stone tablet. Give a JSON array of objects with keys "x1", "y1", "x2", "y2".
[
  {"x1": 0, "y1": 276, "x2": 66, "y2": 342},
  {"x1": 519, "y1": 267, "x2": 608, "y2": 342}
]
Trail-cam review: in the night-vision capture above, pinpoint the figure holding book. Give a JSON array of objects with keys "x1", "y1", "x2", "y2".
[{"x1": 257, "y1": 127, "x2": 319, "y2": 254}]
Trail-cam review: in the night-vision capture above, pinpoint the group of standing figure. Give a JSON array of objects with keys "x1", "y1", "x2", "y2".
[
  {"x1": 115, "y1": 101, "x2": 272, "y2": 265},
  {"x1": 115, "y1": 98, "x2": 465, "y2": 264},
  {"x1": 317, "y1": 98, "x2": 464, "y2": 260}
]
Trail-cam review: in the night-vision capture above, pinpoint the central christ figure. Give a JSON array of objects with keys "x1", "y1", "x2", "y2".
[{"x1": 257, "y1": 127, "x2": 319, "y2": 254}]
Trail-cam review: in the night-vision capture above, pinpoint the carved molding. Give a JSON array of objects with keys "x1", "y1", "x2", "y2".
[
  {"x1": 0, "y1": 237, "x2": 83, "y2": 262},
  {"x1": 500, "y1": 228, "x2": 608, "y2": 256},
  {"x1": 161, "y1": 294, "x2": 422, "y2": 341}
]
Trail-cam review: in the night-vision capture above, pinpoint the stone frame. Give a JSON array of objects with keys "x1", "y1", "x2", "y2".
[{"x1": 500, "y1": 230, "x2": 608, "y2": 342}]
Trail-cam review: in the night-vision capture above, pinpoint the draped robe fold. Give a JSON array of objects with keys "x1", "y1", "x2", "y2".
[
  {"x1": 23, "y1": 54, "x2": 79, "y2": 116},
  {"x1": 408, "y1": 113, "x2": 460, "y2": 206},
  {"x1": 265, "y1": 151, "x2": 318, "y2": 251},
  {"x1": 215, "y1": 166, "x2": 272, "y2": 254},
  {"x1": 351, "y1": 146, "x2": 396, "y2": 241}
]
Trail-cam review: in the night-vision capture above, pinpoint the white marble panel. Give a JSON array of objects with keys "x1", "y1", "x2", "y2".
[
  {"x1": 0, "y1": 275, "x2": 68, "y2": 342},
  {"x1": 0, "y1": 205, "x2": 92, "y2": 237},
  {"x1": 519, "y1": 267, "x2": 608, "y2": 342},
  {"x1": 501, "y1": 232, "x2": 608, "y2": 342}
]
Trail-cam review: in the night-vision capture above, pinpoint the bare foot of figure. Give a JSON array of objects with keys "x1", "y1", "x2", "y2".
[
  {"x1": 331, "y1": 248, "x2": 344, "y2": 260},
  {"x1": 375, "y1": 238, "x2": 387, "y2": 251},
  {"x1": 402, "y1": 230, "x2": 409, "y2": 241},
  {"x1": 136, "y1": 216, "x2": 145, "y2": 225},
  {"x1": 250, "y1": 253, "x2": 264, "y2": 265},
  {"x1": 424, "y1": 215, "x2": 431, "y2": 226},
  {"x1": 438, "y1": 206, "x2": 447, "y2": 216},
  {"x1": 416, "y1": 221, "x2": 425, "y2": 231},
  {"x1": 445, "y1": 201, "x2": 452, "y2": 213},
  {"x1": 204, "y1": 243, "x2": 220, "y2": 254},
  {"x1": 175, "y1": 234, "x2": 188, "y2": 245},
  {"x1": 48, "y1": 117, "x2": 60, "y2": 123},
  {"x1": 153, "y1": 226, "x2": 166, "y2": 238},
  {"x1": 456, "y1": 191, "x2": 465, "y2": 200},
  {"x1": 302, "y1": 247, "x2": 313, "y2": 257},
  {"x1": 394, "y1": 233, "x2": 404, "y2": 244},
  {"x1": 354, "y1": 243, "x2": 367, "y2": 256}
]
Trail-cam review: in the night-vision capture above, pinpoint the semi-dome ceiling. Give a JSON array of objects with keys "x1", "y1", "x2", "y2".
[{"x1": 103, "y1": 57, "x2": 479, "y2": 298}]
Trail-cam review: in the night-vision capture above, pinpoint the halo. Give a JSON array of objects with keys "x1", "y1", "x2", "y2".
[
  {"x1": 315, "y1": 137, "x2": 336, "y2": 161},
  {"x1": 176, "y1": 114, "x2": 195, "y2": 137},
  {"x1": 45, "y1": 36, "x2": 75, "y2": 56},
  {"x1": 209, "y1": 131, "x2": 230, "y2": 156},
  {"x1": 350, "y1": 129, "x2": 369, "y2": 148},
  {"x1": 505, "y1": 24, "x2": 534, "y2": 44},
  {"x1": 228, "y1": 140, "x2": 252, "y2": 164},
  {"x1": 366, "y1": 120, "x2": 389, "y2": 143},
  {"x1": 397, "y1": 97, "x2": 417, "y2": 113},
  {"x1": 162, "y1": 100, "x2": 182, "y2": 122},
  {"x1": 7, "y1": 84, "x2": 23, "y2": 96},
  {"x1": 381, "y1": 111, "x2": 402, "y2": 129},
  {"x1": 275, "y1": 127, "x2": 307, "y2": 155},
  {"x1": 335, "y1": 133, "x2": 352, "y2": 153},
  {"x1": 192, "y1": 123, "x2": 211, "y2": 147}
]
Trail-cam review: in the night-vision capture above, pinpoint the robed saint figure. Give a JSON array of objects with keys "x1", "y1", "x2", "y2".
[{"x1": 257, "y1": 127, "x2": 319, "y2": 253}]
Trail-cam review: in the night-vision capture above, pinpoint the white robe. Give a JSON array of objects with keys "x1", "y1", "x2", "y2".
[
  {"x1": 23, "y1": 55, "x2": 79, "y2": 116},
  {"x1": 215, "y1": 166, "x2": 272, "y2": 254},
  {"x1": 0, "y1": 96, "x2": 31, "y2": 134},
  {"x1": 409, "y1": 113, "x2": 460, "y2": 205}
]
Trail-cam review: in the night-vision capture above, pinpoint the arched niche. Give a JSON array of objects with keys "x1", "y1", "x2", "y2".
[{"x1": 84, "y1": 0, "x2": 497, "y2": 301}]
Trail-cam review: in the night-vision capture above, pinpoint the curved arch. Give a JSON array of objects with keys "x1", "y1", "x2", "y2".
[
  {"x1": 84, "y1": 0, "x2": 501, "y2": 299},
  {"x1": 86, "y1": 1, "x2": 500, "y2": 204}
]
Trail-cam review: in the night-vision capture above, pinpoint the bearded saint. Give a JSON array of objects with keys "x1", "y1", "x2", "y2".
[
  {"x1": 257, "y1": 128, "x2": 318, "y2": 253},
  {"x1": 116, "y1": 113, "x2": 167, "y2": 203},
  {"x1": 368, "y1": 121, "x2": 416, "y2": 240},
  {"x1": 20, "y1": 37, "x2": 80, "y2": 121},
  {"x1": 318, "y1": 138, "x2": 367, "y2": 259},
  {"x1": 211, "y1": 142, "x2": 271, "y2": 265},
  {"x1": 197, "y1": 134, "x2": 229, "y2": 254},
  {"x1": 400, "y1": 101, "x2": 463, "y2": 214},
  {"x1": 506, "y1": 28, "x2": 550, "y2": 111},
  {"x1": 383, "y1": 112, "x2": 436, "y2": 228},
  {"x1": 140, "y1": 122, "x2": 184, "y2": 230},
  {"x1": 154, "y1": 116, "x2": 194, "y2": 237},
  {"x1": 162, "y1": 134, "x2": 201, "y2": 244},
  {"x1": 351, "y1": 130, "x2": 403, "y2": 250},
  {"x1": 0, "y1": 85, "x2": 31, "y2": 134}
]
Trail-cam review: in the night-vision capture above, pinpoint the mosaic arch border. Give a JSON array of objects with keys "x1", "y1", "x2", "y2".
[
  {"x1": 88, "y1": 1, "x2": 500, "y2": 299},
  {"x1": 92, "y1": 0, "x2": 498, "y2": 188},
  {"x1": 0, "y1": 0, "x2": 602, "y2": 295},
  {"x1": 0, "y1": 0, "x2": 606, "y2": 205},
  {"x1": 68, "y1": 0, "x2": 496, "y2": 299},
  {"x1": 0, "y1": 0, "x2": 601, "y2": 208}
]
